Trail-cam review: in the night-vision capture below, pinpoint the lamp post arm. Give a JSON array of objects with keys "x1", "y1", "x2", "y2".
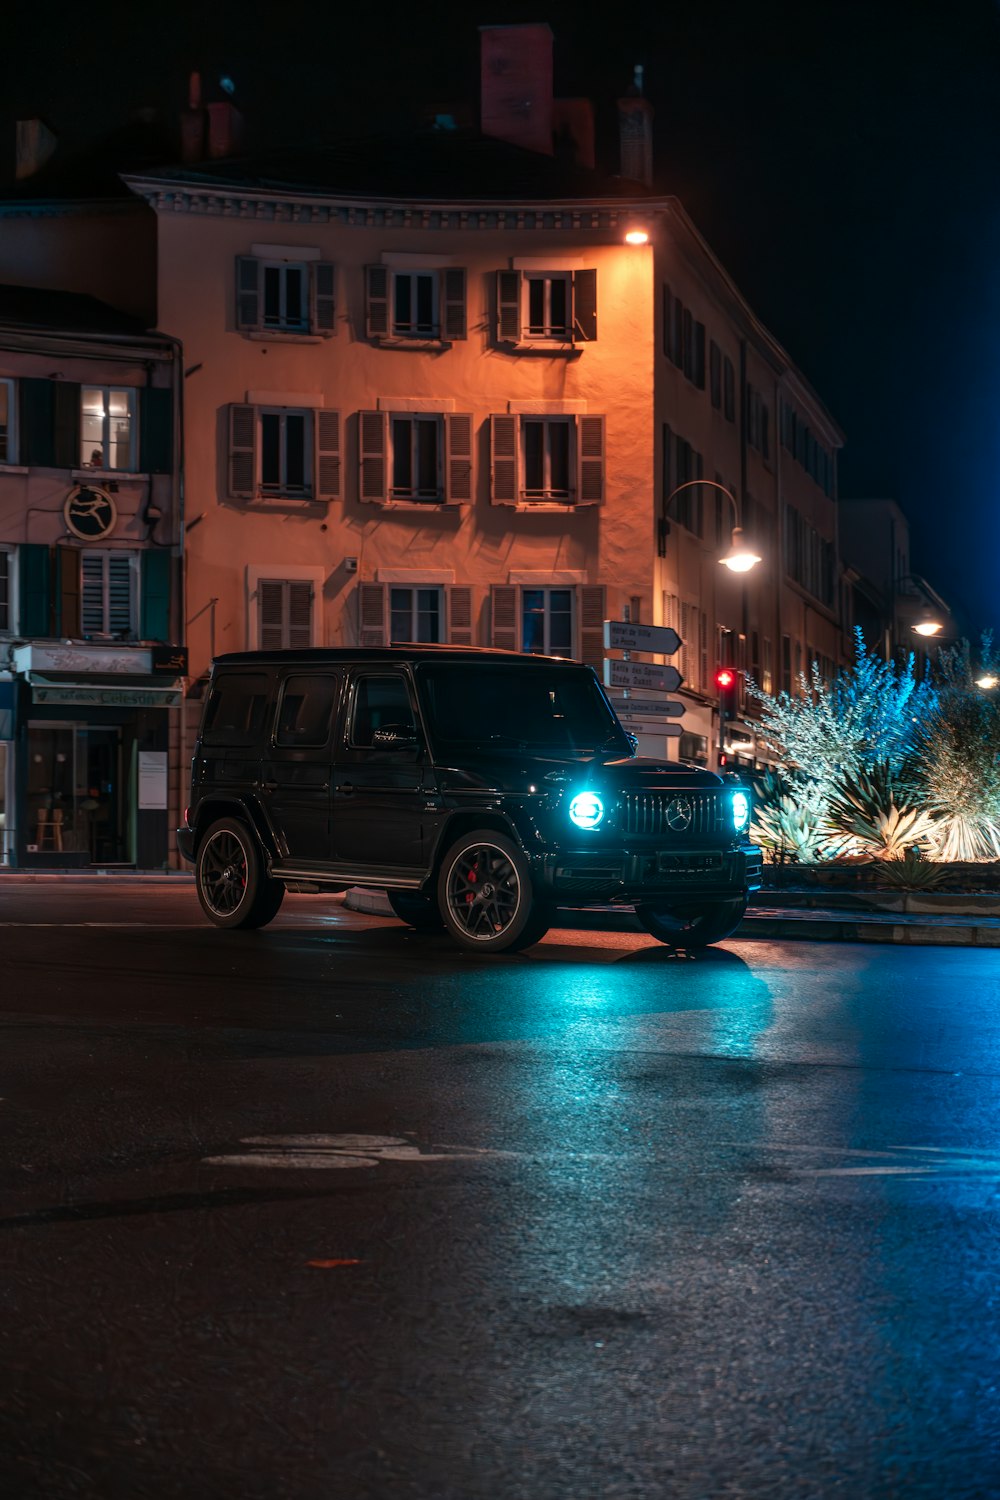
[{"x1": 663, "y1": 479, "x2": 739, "y2": 528}]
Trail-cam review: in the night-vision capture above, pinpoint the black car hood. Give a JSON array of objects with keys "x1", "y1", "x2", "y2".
[{"x1": 435, "y1": 751, "x2": 725, "y2": 795}]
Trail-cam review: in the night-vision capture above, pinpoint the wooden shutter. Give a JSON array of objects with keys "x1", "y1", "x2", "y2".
[
  {"x1": 315, "y1": 409, "x2": 341, "y2": 500},
  {"x1": 236, "y1": 256, "x2": 261, "y2": 331},
  {"x1": 228, "y1": 404, "x2": 257, "y2": 499},
  {"x1": 490, "y1": 415, "x2": 518, "y2": 504},
  {"x1": 258, "y1": 580, "x2": 285, "y2": 650},
  {"x1": 358, "y1": 582, "x2": 387, "y2": 647},
  {"x1": 447, "y1": 586, "x2": 474, "y2": 646},
  {"x1": 311, "y1": 262, "x2": 336, "y2": 335},
  {"x1": 54, "y1": 545, "x2": 80, "y2": 638},
  {"x1": 490, "y1": 584, "x2": 518, "y2": 651},
  {"x1": 578, "y1": 585, "x2": 606, "y2": 673},
  {"x1": 52, "y1": 381, "x2": 80, "y2": 468},
  {"x1": 19, "y1": 379, "x2": 54, "y2": 466},
  {"x1": 694, "y1": 322, "x2": 706, "y2": 389},
  {"x1": 573, "y1": 269, "x2": 598, "y2": 341},
  {"x1": 577, "y1": 416, "x2": 605, "y2": 505},
  {"x1": 444, "y1": 413, "x2": 473, "y2": 503},
  {"x1": 19, "y1": 542, "x2": 51, "y2": 635},
  {"x1": 365, "y1": 266, "x2": 390, "y2": 339},
  {"x1": 358, "y1": 411, "x2": 388, "y2": 503},
  {"x1": 496, "y1": 270, "x2": 521, "y2": 342},
  {"x1": 140, "y1": 548, "x2": 171, "y2": 641},
  {"x1": 442, "y1": 268, "x2": 467, "y2": 340},
  {"x1": 140, "y1": 387, "x2": 173, "y2": 474},
  {"x1": 662, "y1": 284, "x2": 673, "y2": 357},
  {"x1": 288, "y1": 581, "x2": 313, "y2": 649}
]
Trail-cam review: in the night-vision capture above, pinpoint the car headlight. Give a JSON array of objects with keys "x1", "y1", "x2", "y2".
[
  {"x1": 569, "y1": 791, "x2": 605, "y2": 829},
  {"x1": 732, "y1": 789, "x2": 750, "y2": 833}
]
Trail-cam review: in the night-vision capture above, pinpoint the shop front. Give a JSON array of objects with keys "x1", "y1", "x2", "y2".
[{"x1": 8, "y1": 644, "x2": 182, "y2": 869}]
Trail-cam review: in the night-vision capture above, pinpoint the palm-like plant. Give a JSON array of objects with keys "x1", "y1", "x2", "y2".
[
  {"x1": 826, "y1": 761, "x2": 942, "y2": 860},
  {"x1": 749, "y1": 768, "x2": 830, "y2": 862}
]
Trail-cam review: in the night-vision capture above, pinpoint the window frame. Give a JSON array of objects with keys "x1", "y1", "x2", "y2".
[
  {"x1": 79, "y1": 548, "x2": 140, "y2": 639},
  {"x1": 523, "y1": 271, "x2": 572, "y2": 341},
  {"x1": 274, "y1": 671, "x2": 341, "y2": 748},
  {"x1": 0, "y1": 378, "x2": 16, "y2": 465},
  {"x1": 389, "y1": 584, "x2": 444, "y2": 644},
  {"x1": 391, "y1": 270, "x2": 440, "y2": 339},
  {"x1": 389, "y1": 414, "x2": 444, "y2": 503},
  {"x1": 261, "y1": 259, "x2": 309, "y2": 332},
  {"x1": 0, "y1": 544, "x2": 14, "y2": 633},
  {"x1": 258, "y1": 406, "x2": 314, "y2": 499},
  {"x1": 346, "y1": 672, "x2": 420, "y2": 751},
  {"x1": 521, "y1": 415, "x2": 574, "y2": 502},
  {"x1": 520, "y1": 585, "x2": 576, "y2": 659},
  {"x1": 80, "y1": 385, "x2": 137, "y2": 473}
]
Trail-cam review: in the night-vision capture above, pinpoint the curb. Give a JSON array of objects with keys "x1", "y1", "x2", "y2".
[
  {"x1": 344, "y1": 887, "x2": 395, "y2": 915},
  {"x1": 739, "y1": 913, "x2": 1000, "y2": 948},
  {"x1": 0, "y1": 871, "x2": 194, "y2": 885}
]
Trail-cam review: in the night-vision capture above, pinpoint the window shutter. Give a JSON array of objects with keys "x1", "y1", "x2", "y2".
[
  {"x1": 311, "y1": 262, "x2": 336, "y2": 336},
  {"x1": 258, "y1": 580, "x2": 285, "y2": 650},
  {"x1": 447, "y1": 585, "x2": 474, "y2": 646},
  {"x1": 442, "y1": 268, "x2": 467, "y2": 340},
  {"x1": 140, "y1": 387, "x2": 173, "y2": 474},
  {"x1": 140, "y1": 548, "x2": 171, "y2": 641},
  {"x1": 107, "y1": 554, "x2": 134, "y2": 636},
  {"x1": 315, "y1": 409, "x2": 341, "y2": 500},
  {"x1": 228, "y1": 404, "x2": 257, "y2": 499},
  {"x1": 578, "y1": 585, "x2": 606, "y2": 673},
  {"x1": 490, "y1": 415, "x2": 518, "y2": 504},
  {"x1": 694, "y1": 323, "x2": 706, "y2": 389},
  {"x1": 19, "y1": 543, "x2": 51, "y2": 634},
  {"x1": 236, "y1": 256, "x2": 261, "y2": 331},
  {"x1": 358, "y1": 582, "x2": 387, "y2": 647},
  {"x1": 496, "y1": 270, "x2": 521, "y2": 342},
  {"x1": 573, "y1": 269, "x2": 598, "y2": 341},
  {"x1": 53, "y1": 381, "x2": 80, "y2": 469},
  {"x1": 577, "y1": 416, "x2": 605, "y2": 505},
  {"x1": 365, "y1": 266, "x2": 390, "y2": 339},
  {"x1": 662, "y1": 285, "x2": 673, "y2": 357},
  {"x1": 19, "y1": 379, "x2": 54, "y2": 466},
  {"x1": 288, "y1": 581, "x2": 313, "y2": 649},
  {"x1": 358, "y1": 411, "x2": 388, "y2": 503},
  {"x1": 54, "y1": 545, "x2": 80, "y2": 638},
  {"x1": 490, "y1": 584, "x2": 518, "y2": 651},
  {"x1": 444, "y1": 413, "x2": 473, "y2": 503}
]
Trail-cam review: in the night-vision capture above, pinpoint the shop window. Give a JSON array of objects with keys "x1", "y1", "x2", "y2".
[
  {"x1": 0, "y1": 379, "x2": 14, "y2": 463},
  {"x1": 25, "y1": 724, "x2": 126, "y2": 863},
  {"x1": 81, "y1": 551, "x2": 137, "y2": 639},
  {"x1": 276, "y1": 673, "x2": 340, "y2": 747},
  {"x1": 80, "y1": 386, "x2": 136, "y2": 472},
  {"x1": 390, "y1": 586, "x2": 442, "y2": 643},
  {"x1": 522, "y1": 587, "x2": 574, "y2": 659}
]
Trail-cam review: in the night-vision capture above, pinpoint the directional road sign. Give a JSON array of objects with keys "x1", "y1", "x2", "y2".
[
  {"x1": 605, "y1": 659, "x2": 683, "y2": 694},
  {"x1": 611, "y1": 697, "x2": 686, "y2": 719},
  {"x1": 623, "y1": 721, "x2": 683, "y2": 738},
  {"x1": 603, "y1": 620, "x2": 682, "y2": 655}
]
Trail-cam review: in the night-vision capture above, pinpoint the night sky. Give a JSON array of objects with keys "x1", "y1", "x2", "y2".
[{"x1": 9, "y1": 0, "x2": 1000, "y2": 634}]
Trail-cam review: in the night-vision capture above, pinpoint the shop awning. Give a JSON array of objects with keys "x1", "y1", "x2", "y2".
[{"x1": 27, "y1": 674, "x2": 182, "y2": 708}]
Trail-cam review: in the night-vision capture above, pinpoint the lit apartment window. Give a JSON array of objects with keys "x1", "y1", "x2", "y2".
[
  {"x1": 80, "y1": 387, "x2": 135, "y2": 472},
  {"x1": 391, "y1": 416, "x2": 442, "y2": 502},
  {"x1": 522, "y1": 587, "x2": 574, "y2": 658},
  {"x1": 81, "y1": 551, "x2": 138, "y2": 638},
  {"x1": 260, "y1": 409, "x2": 312, "y2": 497},
  {"x1": 0, "y1": 379, "x2": 14, "y2": 463},
  {"x1": 390, "y1": 586, "x2": 442, "y2": 644}
]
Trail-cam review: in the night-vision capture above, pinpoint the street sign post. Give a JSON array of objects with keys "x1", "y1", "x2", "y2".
[
  {"x1": 610, "y1": 696, "x2": 686, "y2": 718},
  {"x1": 605, "y1": 659, "x2": 683, "y2": 694},
  {"x1": 603, "y1": 621, "x2": 682, "y2": 655},
  {"x1": 622, "y1": 721, "x2": 683, "y2": 739}
]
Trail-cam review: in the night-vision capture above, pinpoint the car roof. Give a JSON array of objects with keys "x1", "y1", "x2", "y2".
[{"x1": 212, "y1": 646, "x2": 591, "y2": 668}]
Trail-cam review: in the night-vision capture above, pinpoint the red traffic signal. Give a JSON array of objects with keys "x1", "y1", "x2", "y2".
[
  {"x1": 715, "y1": 668, "x2": 736, "y2": 690},
  {"x1": 716, "y1": 667, "x2": 740, "y2": 721}
]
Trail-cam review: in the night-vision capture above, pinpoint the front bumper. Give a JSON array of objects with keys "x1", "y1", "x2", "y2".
[{"x1": 536, "y1": 842, "x2": 762, "y2": 903}]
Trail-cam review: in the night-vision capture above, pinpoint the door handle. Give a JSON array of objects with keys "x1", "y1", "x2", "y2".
[{"x1": 338, "y1": 782, "x2": 355, "y2": 796}]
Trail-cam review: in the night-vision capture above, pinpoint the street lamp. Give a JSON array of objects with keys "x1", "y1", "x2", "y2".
[
  {"x1": 976, "y1": 674, "x2": 998, "y2": 690},
  {"x1": 896, "y1": 573, "x2": 947, "y2": 638},
  {"x1": 661, "y1": 479, "x2": 762, "y2": 572}
]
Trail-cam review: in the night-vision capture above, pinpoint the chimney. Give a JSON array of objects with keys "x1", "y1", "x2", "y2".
[
  {"x1": 15, "y1": 119, "x2": 57, "y2": 181},
  {"x1": 180, "y1": 70, "x2": 245, "y2": 164},
  {"x1": 618, "y1": 65, "x2": 654, "y2": 186},
  {"x1": 180, "y1": 71, "x2": 207, "y2": 163},
  {"x1": 206, "y1": 101, "x2": 245, "y2": 160},
  {"x1": 480, "y1": 23, "x2": 554, "y2": 156}
]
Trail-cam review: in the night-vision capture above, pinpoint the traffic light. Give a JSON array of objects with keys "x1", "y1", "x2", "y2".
[{"x1": 716, "y1": 667, "x2": 739, "y2": 722}]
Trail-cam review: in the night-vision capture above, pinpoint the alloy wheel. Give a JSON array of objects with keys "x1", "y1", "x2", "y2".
[
  {"x1": 445, "y1": 842, "x2": 521, "y2": 941},
  {"x1": 199, "y1": 830, "x2": 249, "y2": 917}
]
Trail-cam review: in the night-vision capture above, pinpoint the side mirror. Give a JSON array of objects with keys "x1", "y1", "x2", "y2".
[{"x1": 371, "y1": 724, "x2": 420, "y2": 749}]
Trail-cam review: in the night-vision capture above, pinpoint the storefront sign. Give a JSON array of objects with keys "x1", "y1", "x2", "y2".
[
  {"x1": 64, "y1": 484, "x2": 117, "y2": 540},
  {"x1": 15, "y1": 644, "x2": 153, "y2": 675},
  {"x1": 32, "y1": 684, "x2": 181, "y2": 708},
  {"x1": 152, "y1": 646, "x2": 189, "y2": 675},
  {"x1": 138, "y1": 751, "x2": 168, "y2": 810}
]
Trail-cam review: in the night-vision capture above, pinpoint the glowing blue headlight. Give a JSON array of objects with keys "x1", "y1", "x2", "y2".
[
  {"x1": 569, "y1": 791, "x2": 605, "y2": 829},
  {"x1": 732, "y1": 790, "x2": 750, "y2": 832}
]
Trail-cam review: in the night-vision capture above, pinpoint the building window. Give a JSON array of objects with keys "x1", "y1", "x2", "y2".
[
  {"x1": 523, "y1": 417, "x2": 572, "y2": 501},
  {"x1": 723, "y1": 358, "x2": 735, "y2": 422},
  {"x1": 525, "y1": 273, "x2": 571, "y2": 339},
  {"x1": 393, "y1": 272, "x2": 438, "y2": 337},
  {"x1": 746, "y1": 385, "x2": 771, "y2": 460},
  {"x1": 522, "y1": 587, "x2": 574, "y2": 658},
  {"x1": 663, "y1": 287, "x2": 705, "y2": 387},
  {"x1": 391, "y1": 416, "x2": 442, "y2": 502},
  {"x1": 262, "y1": 261, "x2": 308, "y2": 331},
  {"x1": 784, "y1": 505, "x2": 835, "y2": 606},
  {"x1": 366, "y1": 267, "x2": 467, "y2": 343},
  {"x1": 662, "y1": 423, "x2": 703, "y2": 534},
  {"x1": 390, "y1": 586, "x2": 443, "y2": 644},
  {"x1": 0, "y1": 379, "x2": 14, "y2": 463},
  {"x1": 762, "y1": 637, "x2": 773, "y2": 694},
  {"x1": 260, "y1": 409, "x2": 312, "y2": 497},
  {"x1": 489, "y1": 414, "x2": 604, "y2": 506},
  {"x1": 497, "y1": 268, "x2": 597, "y2": 345},
  {"x1": 709, "y1": 342, "x2": 722, "y2": 409},
  {"x1": 0, "y1": 547, "x2": 10, "y2": 632},
  {"x1": 81, "y1": 550, "x2": 138, "y2": 638},
  {"x1": 781, "y1": 635, "x2": 792, "y2": 696},
  {"x1": 257, "y1": 578, "x2": 313, "y2": 650},
  {"x1": 80, "y1": 387, "x2": 135, "y2": 472}
]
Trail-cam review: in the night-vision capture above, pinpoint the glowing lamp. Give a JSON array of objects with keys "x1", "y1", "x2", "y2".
[
  {"x1": 720, "y1": 528, "x2": 762, "y2": 573},
  {"x1": 624, "y1": 228, "x2": 649, "y2": 245},
  {"x1": 732, "y1": 790, "x2": 751, "y2": 832},
  {"x1": 569, "y1": 791, "x2": 605, "y2": 829},
  {"x1": 976, "y1": 674, "x2": 998, "y2": 690}
]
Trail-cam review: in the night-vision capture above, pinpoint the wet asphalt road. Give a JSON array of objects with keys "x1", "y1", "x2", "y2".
[{"x1": 1, "y1": 882, "x2": 999, "y2": 1500}]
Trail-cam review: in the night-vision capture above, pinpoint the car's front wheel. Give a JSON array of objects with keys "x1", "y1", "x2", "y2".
[
  {"x1": 195, "y1": 816, "x2": 285, "y2": 930},
  {"x1": 634, "y1": 897, "x2": 747, "y2": 948},
  {"x1": 438, "y1": 830, "x2": 549, "y2": 953}
]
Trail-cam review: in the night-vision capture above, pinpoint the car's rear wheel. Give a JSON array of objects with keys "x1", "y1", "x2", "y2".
[
  {"x1": 386, "y1": 890, "x2": 445, "y2": 932},
  {"x1": 196, "y1": 816, "x2": 285, "y2": 930},
  {"x1": 634, "y1": 897, "x2": 747, "y2": 948},
  {"x1": 438, "y1": 830, "x2": 549, "y2": 953}
]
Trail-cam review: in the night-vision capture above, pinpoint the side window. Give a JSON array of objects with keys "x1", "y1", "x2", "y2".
[
  {"x1": 276, "y1": 673, "x2": 340, "y2": 747},
  {"x1": 202, "y1": 672, "x2": 271, "y2": 746},
  {"x1": 350, "y1": 675, "x2": 417, "y2": 748}
]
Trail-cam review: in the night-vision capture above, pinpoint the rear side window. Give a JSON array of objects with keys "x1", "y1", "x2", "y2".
[
  {"x1": 349, "y1": 674, "x2": 416, "y2": 747},
  {"x1": 276, "y1": 673, "x2": 340, "y2": 747},
  {"x1": 202, "y1": 672, "x2": 271, "y2": 746}
]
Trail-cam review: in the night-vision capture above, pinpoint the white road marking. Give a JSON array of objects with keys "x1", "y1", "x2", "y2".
[{"x1": 203, "y1": 1133, "x2": 511, "y2": 1170}]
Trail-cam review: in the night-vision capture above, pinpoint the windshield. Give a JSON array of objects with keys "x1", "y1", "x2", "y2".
[{"x1": 417, "y1": 664, "x2": 630, "y2": 756}]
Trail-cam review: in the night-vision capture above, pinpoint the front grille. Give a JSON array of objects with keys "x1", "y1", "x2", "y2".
[{"x1": 621, "y1": 790, "x2": 727, "y2": 839}]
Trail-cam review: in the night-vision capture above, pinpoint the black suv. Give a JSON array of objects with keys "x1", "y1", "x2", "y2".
[{"x1": 178, "y1": 647, "x2": 761, "y2": 953}]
